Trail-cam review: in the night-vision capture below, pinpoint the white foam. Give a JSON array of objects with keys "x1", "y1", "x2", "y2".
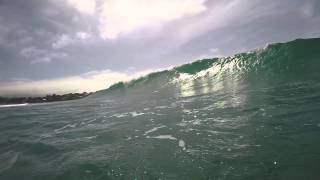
[
  {"x1": 233, "y1": 144, "x2": 261, "y2": 148},
  {"x1": 177, "y1": 118, "x2": 202, "y2": 126},
  {"x1": 54, "y1": 124, "x2": 77, "y2": 133},
  {"x1": 149, "y1": 135, "x2": 177, "y2": 140},
  {"x1": 0, "y1": 103, "x2": 28, "y2": 108},
  {"x1": 178, "y1": 139, "x2": 186, "y2": 150},
  {"x1": 144, "y1": 125, "x2": 166, "y2": 135},
  {"x1": 84, "y1": 136, "x2": 97, "y2": 140},
  {"x1": 87, "y1": 119, "x2": 97, "y2": 123},
  {"x1": 130, "y1": 112, "x2": 145, "y2": 117},
  {"x1": 202, "y1": 105, "x2": 214, "y2": 111},
  {"x1": 112, "y1": 113, "x2": 128, "y2": 118},
  {"x1": 192, "y1": 119, "x2": 202, "y2": 125},
  {"x1": 177, "y1": 121, "x2": 188, "y2": 127},
  {"x1": 154, "y1": 106, "x2": 169, "y2": 109},
  {"x1": 183, "y1": 109, "x2": 192, "y2": 114}
]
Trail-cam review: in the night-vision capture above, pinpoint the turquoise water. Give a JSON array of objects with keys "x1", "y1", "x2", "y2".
[{"x1": 1, "y1": 38, "x2": 320, "y2": 179}]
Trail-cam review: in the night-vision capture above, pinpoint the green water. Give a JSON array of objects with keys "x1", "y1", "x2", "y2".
[{"x1": 1, "y1": 38, "x2": 320, "y2": 180}]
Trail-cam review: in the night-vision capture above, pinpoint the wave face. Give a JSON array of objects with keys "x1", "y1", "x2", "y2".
[
  {"x1": 97, "y1": 38, "x2": 320, "y2": 100},
  {"x1": 1, "y1": 38, "x2": 320, "y2": 180}
]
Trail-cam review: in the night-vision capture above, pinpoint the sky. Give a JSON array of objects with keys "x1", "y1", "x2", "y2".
[{"x1": 0, "y1": 0, "x2": 320, "y2": 96}]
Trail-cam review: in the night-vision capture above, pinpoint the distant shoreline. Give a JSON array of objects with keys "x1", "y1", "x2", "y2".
[{"x1": 0, "y1": 92, "x2": 92, "y2": 105}]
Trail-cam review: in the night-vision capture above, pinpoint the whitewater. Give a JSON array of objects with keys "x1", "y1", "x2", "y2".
[{"x1": 0, "y1": 38, "x2": 320, "y2": 179}]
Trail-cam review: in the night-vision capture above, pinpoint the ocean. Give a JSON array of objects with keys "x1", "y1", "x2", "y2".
[{"x1": 0, "y1": 38, "x2": 320, "y2": 179}]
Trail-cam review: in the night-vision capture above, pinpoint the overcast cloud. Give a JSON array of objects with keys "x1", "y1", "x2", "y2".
[{"x1": 0, "y1": 0, "x2": 320, "y2": 96}]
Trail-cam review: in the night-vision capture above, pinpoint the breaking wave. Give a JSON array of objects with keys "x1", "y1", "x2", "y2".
[{"x1": 96, "y1": 38, "x2": 320, "y2": 99}]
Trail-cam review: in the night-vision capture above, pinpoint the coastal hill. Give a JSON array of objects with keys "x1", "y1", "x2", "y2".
[{"x1": 0, "y1": 92, "x2": 92, "y2": 105}]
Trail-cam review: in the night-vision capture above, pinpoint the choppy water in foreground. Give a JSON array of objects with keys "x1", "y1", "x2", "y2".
[{"x1": 1, "y1": 38, "x2": 320, "y2": 179}]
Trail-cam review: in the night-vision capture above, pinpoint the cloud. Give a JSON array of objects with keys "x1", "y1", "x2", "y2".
[
  {"x1": 19, "y1": 36, "x2": 33, "y2": 44},
  {"x1": 209, "y1": 48, "x2": 223, "y2": 57},
  {"x1": 0, "y1": 69, "x2": 157, "y2": 96},
  {"x1": 30, "y1": 52, "x2": 68, "y2": 64},
  {"x1": 66, "y1": 0, "x2": 208, "y2": 39},
  {"x1": 52, "y1": 34, "x2": 72, "y2": 49},
  {"x1": 100, "y1": 0, "x2": 207, "y2": 39},
  {"x1": 19, "y1": 46, "x2": 68, "y2": 64},
  {"x1": 52, "y1": 32, "x2": 93, "y2": 49},
  {"x1": 52, "y1": 34, "x2": 73, "y2": 49},
  {"x1": 67, "y1": 0, "x2": 96, "y2": 15},
  {"x1": 76, "y1": 31, "x2": 92, "y2": 40},
  {"x1": 20, "y1": 46, "x2": 47, "y2": 58},
  {"x1": 300, "y1": 2, "x2": 315, "y2": 18},
  {"x1": 2, "y1": 0, "x2": 320, "y2": 87}
]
